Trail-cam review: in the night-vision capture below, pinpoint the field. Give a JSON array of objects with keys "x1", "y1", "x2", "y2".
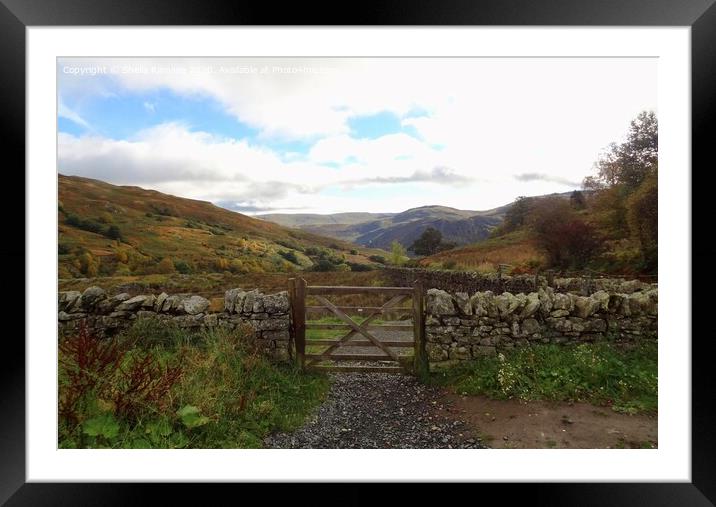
[{"x1": 418, "y1": 229, "x2": 545, "y2": 272}]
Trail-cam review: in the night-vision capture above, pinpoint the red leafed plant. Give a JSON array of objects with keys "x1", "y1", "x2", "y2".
[
  {"x1": 112, "y1": 353, "x2": 183, "y2": 420},
  {"x1": 59, "y1": 321, "x2": 183, "y2": 427},
  {"x1": 59, "y1": 322, "x2": 128, "y2": 426}
]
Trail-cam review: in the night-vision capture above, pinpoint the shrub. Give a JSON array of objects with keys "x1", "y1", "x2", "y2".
[
  {"x1": 58, "y1": 243, "x2": 71, "y2": 255},
  {"x1": 77, "y1": 252, "x2": 99, "y2": 277},
  {"x1": 349, "y1": 249, "x2": 358, "y2": 255},
  {"x1": 278, "y1": 250, "x2": 299, "y2": 264},
  {"x1": 106, "y1": 225, "x2": 123, "y2": 241},
  {"x1": 156, "y1": 257, "x2": 176, "y2": 274},
  {"x1": 173, "y1": 259, "x2": 193, "y2": 274},
  {"x1": 442, "y1": 260, "x2": 457, "y2": 270},
  {"x1": 368, "y1": 255, "x2": 387, "y2": 264},
  {"x1": 311, "y1": 259, "x2": 337, "y2": 272},
  {"x1": 347, "y1": 262, "x2": 373, "y2": 272}
]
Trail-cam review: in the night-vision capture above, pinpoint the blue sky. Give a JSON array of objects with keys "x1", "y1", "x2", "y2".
[{"x1": 57, "y1": 57, "x2": 657, "y2": 214}]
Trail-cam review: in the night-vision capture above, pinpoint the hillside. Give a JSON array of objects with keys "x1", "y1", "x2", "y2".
[
  {"x1": 259, "y1": 204, "x2": 507, "y2": 250},
  {"x1": 58, "y1": 174, "x2": 390, "y2": 279}
]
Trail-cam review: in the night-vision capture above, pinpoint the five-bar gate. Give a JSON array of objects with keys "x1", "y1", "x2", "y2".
[{"x1": 288, "y1": 278, "x2": 427, "y2": 375}]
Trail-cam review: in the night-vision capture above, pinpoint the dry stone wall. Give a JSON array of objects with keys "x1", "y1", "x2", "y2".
[
  {"x1": 425, "y1": 286, "x2": 657, "y2": 363},
  {"x1": 58, "y1": 286, "x2": 291, "y2": 360},
  {"x1": 384, "y1": 267, "x2": 656, "y2": 296}
]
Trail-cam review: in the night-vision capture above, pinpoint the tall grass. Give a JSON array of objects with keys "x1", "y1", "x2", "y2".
[
  {"x1": 58, "y1": 320, "x2": 329, "y2": 448},
  {"x1": 428, "y1": 342, "x2": 657, "y2": 414}
]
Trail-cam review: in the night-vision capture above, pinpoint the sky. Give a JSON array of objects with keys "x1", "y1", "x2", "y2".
[{"x1": 57, "y1": 57, "x2": 657, "y2": 215}]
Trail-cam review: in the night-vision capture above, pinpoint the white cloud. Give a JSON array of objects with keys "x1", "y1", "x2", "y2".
[
  {"x1": 57, "y1": 57, "x2": 657, "y2": 213},
  {"x1": 58, "y1": 96, "x2": 91, "y2": 129},
  {"x1": 58, "y1": 123, "x2": 472, "y2": 213}
]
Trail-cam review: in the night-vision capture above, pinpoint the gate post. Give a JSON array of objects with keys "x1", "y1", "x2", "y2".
[
  {"x1": 412, "y1": 281, "x2": 428, "y2": 377},
  {"x1": 289, "y1": 278, "x2": 306, "y2": 370}
]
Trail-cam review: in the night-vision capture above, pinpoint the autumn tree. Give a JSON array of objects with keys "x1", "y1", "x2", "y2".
[
  {"x1": 626, "y1": 173, "x2": 658, "y2": 271},
  {"x1": 390, "y1": 240, "x2": 407, "y2": 265},
  {"x1": 528, "y1": 197, "x2": 602, "y2": 269}
]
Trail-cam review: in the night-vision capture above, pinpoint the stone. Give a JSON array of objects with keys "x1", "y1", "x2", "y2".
[
  {"x1": 263, "y1": 292, "x2": 290, "y2": 314},
  {"x1": 449, "y1": 346, "x2": 471, "y2": 360},
  {"x1": 116, "y1": 295, "x2": 149, "y2": 312},
  {"x1": 553, "y1": 293, "x2": 573, "y2": 311},
  {"x1": 473, "y1": 345, "x2": 496, "y2": 356},
  {"x1": 252, "y1": 295, "x2": 265, "y2": 313},
  {"x1": 454, "y1": 292, "x2": 472, "y2": 315},
  {"x1": 425, "y1": 315, "x2": 441, "y2": 326},
  {"x1": 443, "y1": 316, "x2": 461, "y2": 326},
  {"x1": 591, "y1": 290, "x2": 610, "y2": 312},
  {"x1": 224, "y1": 288, "x2": 242, "y2": 313},
  {"x1": 141, "y1": 294, "x2": 157, "y2": 309},
  {"x1": 58, "y1": 291, "x2": 81, "y2": 312},
  {"x1": 242, "y1": 289, "x2": 260, "y2": 314},
  {"x1": 154, "y1": 292, "x2": 168, "y2": 312},
  {"x1": 574, "y1": 296, "x2": 599, "y2": 318},
  {"x1": 550, "y1": 309, "x2": 570, "y2": 318},
  {"x1": 427, "y1": 289, "x2": 456, "y2": 315},
  {"x1": 522, "y1": 318, "x2": 541, "y2": 335},
  {"x1": 80, "y1": 286, "x2": 106, "y2": 309},
  {"x1": 586, "y1": 318, "x2": 607, "y2": 332},
  {"x1": 496, "y1": 292, "x2": 521, "y2": 319},
  {"x1": 58, "y1": 311, "x2": 84, "y2": 321},
  {"x1": 426, "y1": 343, "x2": 448, "y2": 361},
  {"x1": 253, "y1": 318, "x2": 290, "y2": 331},
  {"x1": 178, "y1": 295, "x2": 210, "y2": 315},
  {"x1": 161, "y1": 295, "x2": 181, "y2": 313},
  {"x1": 521, "y1": 292, "x2": 541, "y2": 318}
]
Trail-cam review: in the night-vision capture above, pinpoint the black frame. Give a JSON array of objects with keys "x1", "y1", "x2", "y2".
[{"x1": 3, "y1": 0, "x2": 712, "y2": 504}]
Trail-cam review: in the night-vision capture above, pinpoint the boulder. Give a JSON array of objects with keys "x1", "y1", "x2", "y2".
[
  {"x1": 427, "y1": 289, "x2": 456, "y2": 315},
  {"x1": 178, "y1": 295, "x2": 210, "y2": 315},
  {"x1": 80, "y1": 286, "x2": 106, "y2": 309}
]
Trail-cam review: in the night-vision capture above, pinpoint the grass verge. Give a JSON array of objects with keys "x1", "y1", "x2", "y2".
[
  {"x1": 427, "y1": 341, "x2": 657, "y2": 414},
  {"x1": 58, "y1": 320, "x2": 329, "y2": 448}
]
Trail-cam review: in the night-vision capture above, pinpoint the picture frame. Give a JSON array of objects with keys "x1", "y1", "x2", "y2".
[{"x1": 4, "y1": 0, "x2": 712, "y2": 503}]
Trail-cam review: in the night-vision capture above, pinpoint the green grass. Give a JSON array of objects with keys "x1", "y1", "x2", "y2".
[
  {"x1": 427, "y1": 342, "x2": 657, "y2": 414},
  {"x1": 59, "y1": 320, "x2": 329, "y2": 448}
]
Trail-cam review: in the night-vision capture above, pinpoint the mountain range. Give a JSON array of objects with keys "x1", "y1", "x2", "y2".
[{"x1": 259, "y1": 204, "x2": 509, "y2": 250}]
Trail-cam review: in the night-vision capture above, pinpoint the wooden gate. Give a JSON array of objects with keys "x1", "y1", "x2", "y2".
[{"x1": 288, "y1": 278, "x2": 427, "y2": 375}]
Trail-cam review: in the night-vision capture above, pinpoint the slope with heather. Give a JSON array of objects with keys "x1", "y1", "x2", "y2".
[{"x1": 58, "y1": 174, "x2": 389, "y2": 279}]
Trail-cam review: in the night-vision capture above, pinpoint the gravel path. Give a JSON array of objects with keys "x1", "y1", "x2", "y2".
[{"x1": 264, "y1": 372, "x2": 488, "y2": 449}]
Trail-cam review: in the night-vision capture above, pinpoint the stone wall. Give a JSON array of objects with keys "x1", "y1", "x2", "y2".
[
  {"x1": 384, "y1": 267, "x2": 656, "y2": 296},
  {"x1": 58, "y1": 286, "x2": 291, "y2": 360},
  {"x1": 424, "y1": 286, "x2": 657, "y2": 363}
]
